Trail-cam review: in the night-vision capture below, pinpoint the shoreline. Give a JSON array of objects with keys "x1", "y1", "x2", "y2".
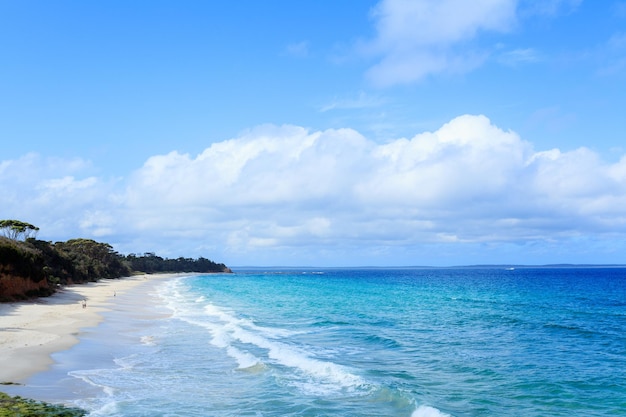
[{"x1": 0, "y1": 273, "x2": 181, "y2": 384}]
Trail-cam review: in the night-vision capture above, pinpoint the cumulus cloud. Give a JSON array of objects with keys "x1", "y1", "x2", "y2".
[
  {"x1": 121, "y1": 115, "x2": 626, "y2": 261},
  {"x1": 4, "y1": 115, "x2": 626, "y2": 264},
  {"x1": 360, "y1": 0, "x2": 518, "y2": 86}
]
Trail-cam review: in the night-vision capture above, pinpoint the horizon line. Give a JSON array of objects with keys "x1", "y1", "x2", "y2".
[{"x1": 228, "y1": 263, "x2": 626, "y2": 270}]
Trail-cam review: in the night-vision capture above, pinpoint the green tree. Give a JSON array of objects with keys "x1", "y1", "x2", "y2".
[
  {"x1": 0, "y1": 220, "x2": 39, "y2": 240},
  {"x1": 55, "y1": 239, "x2": 131, "y2": 280}
]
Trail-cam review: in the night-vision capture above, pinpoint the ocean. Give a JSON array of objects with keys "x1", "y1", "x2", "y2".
[{"x1": 9, "y1": 267, "x2": 626, "y2": 416}]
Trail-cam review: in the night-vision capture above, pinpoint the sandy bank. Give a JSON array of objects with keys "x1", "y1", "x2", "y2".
[{"x1": 0, "y1": 274, "x2": 179, "y2": 383}]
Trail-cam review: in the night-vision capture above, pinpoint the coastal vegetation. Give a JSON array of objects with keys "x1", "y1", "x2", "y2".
[
  {"x1": 125, "y1": 252, "x2": 229, "y2": 274},
  {"x1": 0, "y1": 392, "x2": 86, "y2": 416},
  {"x1": 0, "y1": 219, "x2": 230, "y2": 302},
  {"x1": 0, "y1": 220, "x2": 40, "y2": 241}
]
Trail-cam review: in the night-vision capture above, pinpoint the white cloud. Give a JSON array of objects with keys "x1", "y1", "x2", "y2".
[
  {"x1": 358, "y1": 114, "x2": 529, "y2": 208},
  {"x1": 0, "y1": 153, "x2": 118, "y2": 240},
  {"x1": 4, "y1": 115, "x2": 626, "y2": 265},
  {"x1": 119, "y1": 115, "x2": 626, "y2": 261},
  {"x1": 361, "y1": 0, "x2": 518, "y2": 86},
  {"x1": 359, "y1": 0, "x2": 585, "y2": 86}
]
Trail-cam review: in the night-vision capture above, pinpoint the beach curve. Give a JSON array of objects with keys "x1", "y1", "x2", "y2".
[{"x1": 0, "y1": 273, "x2": 178, "y2": 383}]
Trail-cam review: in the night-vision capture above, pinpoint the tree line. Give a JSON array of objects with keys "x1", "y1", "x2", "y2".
[
  {"x1": 0, "y1": 220, "x2": 230, "y2": 301},
  {"x1": 125, "y1": 252, "x2": 228, "y2": 274}
]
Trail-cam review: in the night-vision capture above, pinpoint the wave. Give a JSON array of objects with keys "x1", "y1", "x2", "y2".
[
  {"x1": 204, "y1": 302, "x2": 368, "y2": 394},
  {"x1": 311, "y1": 319, "x2": 352, "y2": 327},
  {"x1": 412, "y1": 405, "x2": 452, "y2": 417},
  {"x1": 140, "y1": 335, "x2": 156, "y2": 346},
  {"x1": 159, "y1": 278, "x2": 368, "y2": 395},
  {"x1": 68, "y1": 367, "x2": 124, "y2": 416},
  {"x1": 543, "y1": 322, "x2": 599, "y2": 337},
  {"x1": 363, "y1": 333, "x2": 402, "y2": 348},
  {"x1": 69, "y1": 369, "x2": 117, "y2": 398}
]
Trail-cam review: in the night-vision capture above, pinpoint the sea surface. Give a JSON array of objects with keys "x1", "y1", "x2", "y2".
[{"x1": 10, "y1": 267, "x2": 626, "y2": 416}]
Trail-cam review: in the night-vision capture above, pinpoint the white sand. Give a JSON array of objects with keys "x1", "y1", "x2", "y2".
[{"x1": 0, "y1": 274, "x2": 177, "y2": 383}]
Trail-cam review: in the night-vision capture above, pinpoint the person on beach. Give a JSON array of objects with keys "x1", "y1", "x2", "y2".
[{"x1": 82, "y1": 299, "x2": 87, "y2": 309}]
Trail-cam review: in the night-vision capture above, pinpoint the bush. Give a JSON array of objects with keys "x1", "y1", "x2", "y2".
[{"x1": 0, "y1": 392, "x2": 86, "y2": 417}]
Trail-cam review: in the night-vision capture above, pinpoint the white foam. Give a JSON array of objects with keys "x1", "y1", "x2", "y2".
[
  {"x1": 86, "y1": 400, "x2": 121, "y2": 416},
  {"x1": 158, "y1": 277, "x2": 367, "y2": 394},
  {"x1": 227, "y1": 321, "x2": 366, "y2": 392},
  {"x1": 140, "y1": 335, "x2": 156, "y2": 346},
  {"x1": 68, "y1": 369, "x2": 117, "y2": 397},
  {"x1": 113, "y1": 354, "x2": 139, "y2": 371},
  {"x1": 226, "y1": 345, "x2": 262, "y2": 369},
  {"x1": 412, "y1": 405, "x2": 452, "y2": 417}
]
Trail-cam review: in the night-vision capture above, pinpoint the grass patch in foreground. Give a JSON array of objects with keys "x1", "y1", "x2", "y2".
[{"x1": 0, "y1": 392, "x2": 86, "y2": 416}]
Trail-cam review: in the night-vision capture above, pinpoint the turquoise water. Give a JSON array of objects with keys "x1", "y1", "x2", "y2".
[{"x1": 12, "y1": 268, "x2": 626, "y2": 416}]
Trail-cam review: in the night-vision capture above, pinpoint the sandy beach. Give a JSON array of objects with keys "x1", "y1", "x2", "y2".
[{"x1": 0, "y1": 274, "x2": 177, "y2": 384}]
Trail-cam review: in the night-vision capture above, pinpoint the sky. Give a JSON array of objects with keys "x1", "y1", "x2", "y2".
[{"x1": 2, "y1": 0, "x2": 626, "y2": 267}]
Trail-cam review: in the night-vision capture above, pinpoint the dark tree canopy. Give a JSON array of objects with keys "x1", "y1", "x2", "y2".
[
  {"x1": 0, "y1": 221, "x2": 230, "y2": 301},
  {"x1": 125, "y1": 253, "x2": 229, "y2": 274}
]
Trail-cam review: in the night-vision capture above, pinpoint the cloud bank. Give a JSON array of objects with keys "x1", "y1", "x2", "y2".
[{"x1": 3, "y1": 115, "x2": 626, "y2": 265}]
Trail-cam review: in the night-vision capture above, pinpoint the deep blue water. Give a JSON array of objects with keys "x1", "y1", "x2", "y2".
[{"x1": 10, "y1": 267, "x2": 626, "y2": 416}]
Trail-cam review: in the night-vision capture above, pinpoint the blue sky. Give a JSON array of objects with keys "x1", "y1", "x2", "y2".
[{"x1": 2, "y1": 0, "x2": 626, "y2": 266}]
